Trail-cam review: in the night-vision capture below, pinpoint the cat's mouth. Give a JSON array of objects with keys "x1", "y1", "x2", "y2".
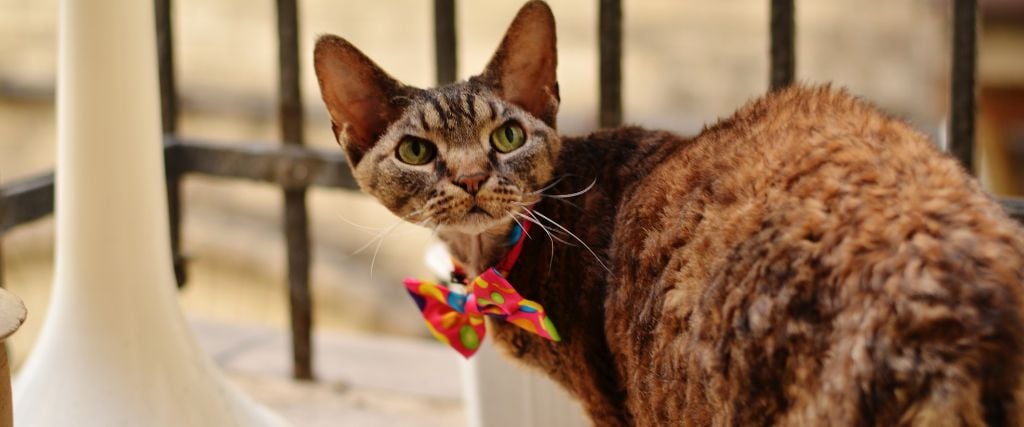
[
  {"x1": 436, "y1": 204, "x2": 505, "y2": 233},
  {"x1": 467, "y1": 206, "x2": 492, "y2": 217}
]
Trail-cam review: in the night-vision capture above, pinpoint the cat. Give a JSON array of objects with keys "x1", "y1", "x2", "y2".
[{"x1": 313, "y1": 1, "x2": 1024, "y2": 425}]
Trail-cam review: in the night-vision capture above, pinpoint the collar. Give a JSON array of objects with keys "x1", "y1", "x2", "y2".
[
  {"x1": 402, "y1": 215, "x2": 558, "y2": 358},
  {"x1": 450, "y1": 218, "x2": 532, "y2": 283}
]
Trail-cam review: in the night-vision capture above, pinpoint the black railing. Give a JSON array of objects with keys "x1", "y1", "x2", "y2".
[
  {"x1": 599, "y1": 0, "x2": 623, "y2": 127},
  {"x1": 950, "y1": 0, "x2": 977, "y2": 175},
  {"x1": 274, "y1": 0, "x2": 314, "y2": 381},
  {"x1": 769, "y1": 0, "x2": 796, "y2": 90},
  {"x1": 0, "y1": 0, "x2": 1020, "y2": 381},
  {"x1": 434, "y1": 0, "x2": 458, "y2": 86}
]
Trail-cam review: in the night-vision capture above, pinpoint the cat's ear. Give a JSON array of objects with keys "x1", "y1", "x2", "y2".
[
  {"x1": 476, "y1": 1, "x2": 559, "y2": 126},
  {"x1": 314, "y1": 35, "x2": 410, "y2": 165}
]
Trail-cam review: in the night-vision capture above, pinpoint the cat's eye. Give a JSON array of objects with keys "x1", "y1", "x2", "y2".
[
  {"x1": 490, "y1": 122, "x2": 526, "y2": 153},
  {"x1": 396, "y1": 137, "x2": 437, "y2": 165}
]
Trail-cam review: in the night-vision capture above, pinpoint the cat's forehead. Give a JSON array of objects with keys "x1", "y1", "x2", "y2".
[{"x1": 399, "y1": 82, "x2": 507, "y2": 135}]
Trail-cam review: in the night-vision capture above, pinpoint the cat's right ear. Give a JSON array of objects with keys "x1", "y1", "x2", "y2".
[
  {"x1": 476, "y1": 1, "x2": 559, "y2": 127},
  {"x1": 314, "y1": 35, "x2": 409, "y2": 165}
]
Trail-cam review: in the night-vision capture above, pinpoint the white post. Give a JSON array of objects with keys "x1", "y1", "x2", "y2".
[
  {"x1": 13, "y1": 0, "x2": 285, "y2": 425},
  {"x1": 461, "y1": 341, "x2": 589, "y2": 427}
]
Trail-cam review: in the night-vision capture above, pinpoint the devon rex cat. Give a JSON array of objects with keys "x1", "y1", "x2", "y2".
[{"x1": 313, "y1": 2, "x2": 1024, "y2": 425}]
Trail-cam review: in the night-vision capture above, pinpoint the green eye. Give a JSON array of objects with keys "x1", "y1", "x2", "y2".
[
  {"x1": 490, "y1": 122, "x2": 526, "y2": 153},
  {"x1": 396, "y1": 137, "x2": 437, "y2": 165}
]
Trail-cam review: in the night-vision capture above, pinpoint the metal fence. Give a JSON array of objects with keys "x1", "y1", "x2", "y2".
[{"x1": 1, "y1": 0, "x2": 1022, "y2": 381}]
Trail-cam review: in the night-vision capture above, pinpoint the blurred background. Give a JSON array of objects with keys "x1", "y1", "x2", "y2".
[{"x1": 1, "y1": 0, "x2": 1023, "y2": 424}]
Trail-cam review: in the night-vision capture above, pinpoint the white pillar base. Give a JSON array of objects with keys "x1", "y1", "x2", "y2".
[
  {"x1": 14, "y1": 296, "x2": 286, "y2": 426},
  {"x1": 13, "y1": 0, "x2": 287, "y2": 425}
]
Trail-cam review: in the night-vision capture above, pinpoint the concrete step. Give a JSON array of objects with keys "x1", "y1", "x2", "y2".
[{"x1": 190, "y1": 317, "x2": 464, "y2": 426}]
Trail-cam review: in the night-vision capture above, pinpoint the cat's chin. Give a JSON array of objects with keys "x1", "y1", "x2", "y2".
[{"x1": 436, "y1": 214, "x2": 511, "y2": 235}]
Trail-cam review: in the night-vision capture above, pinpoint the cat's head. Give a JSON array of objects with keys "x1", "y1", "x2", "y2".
[{"x1": 314, "y1": 1, "x2": 559, "y2": 234}]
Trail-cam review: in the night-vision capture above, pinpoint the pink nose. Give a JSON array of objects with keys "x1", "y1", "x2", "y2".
[{"x1": 455, "y1": 172, "x2": 488, "y2": 195}]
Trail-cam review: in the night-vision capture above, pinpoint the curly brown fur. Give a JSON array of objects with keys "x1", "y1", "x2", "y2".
[{"x1": 314, "y1": 2, "x2": 1024, "y2": 425}]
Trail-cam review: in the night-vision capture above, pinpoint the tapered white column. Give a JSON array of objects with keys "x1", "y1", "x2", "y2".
[
  {"x1": 461, "y1": 340, "x2": 589, "y2": 427},
  {"x1": 13, "y1": 0, "x2": 286, "y2": 425}
]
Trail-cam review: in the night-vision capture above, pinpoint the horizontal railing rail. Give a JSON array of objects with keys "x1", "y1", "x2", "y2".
[
  {"x1": 3, "y1": 140, "x2": 1022, "y2": 236},
  {"x1": 168, "y1": 138, "x2": 356, "y2": 190},
  {"x1": 0, "y1": 173, "x2": 54, "y2": 234}
]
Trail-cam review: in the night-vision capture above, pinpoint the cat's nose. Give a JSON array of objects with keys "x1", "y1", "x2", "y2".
[{"x1": 454, "y1": 172, "x2": 488, "y2": 195}]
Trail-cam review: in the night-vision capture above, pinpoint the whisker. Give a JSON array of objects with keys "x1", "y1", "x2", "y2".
[
  {"x1": 513, "y1": 211, "x2": 558, "y2": 271},
  {"x1": 511, "y1": 205, "x2": 576, "y2": 243},
  {"x1": 350, "y1": 208, "x2": 425, "y2": 256},
  {"x1": 508, "y1": 214, "x2": 532, "y2": 240},
  {"x1": 527, "y1": 197, "x2": 582, "y2": 211},
  {"x1": 531, "y1": 209, "x2": 612, "y2": 274},
  {"x1": 351, "y1": 218, "x2": 405, "y2": 256},
  {"x1": 521, "y1": 210, "x2": 573, "y2": 245},
  {"x1": 513, "y1": 212, "x2": 554, "y2": 243},
  {"x1": 541, "y1": 178, "x2": 597, "y2": 199},
  {"x1": 527, "y1": 174, "x2": 575, "y2": 195},
  {"x1": 335, "y1": 213, "x2": 392, "y2": 234},
  {"x1": 368, "y1": 224, "x2": 399, "y2": 279},
  {"x1": 368, "y1": 217, "x2": 429, "y2": 279}
]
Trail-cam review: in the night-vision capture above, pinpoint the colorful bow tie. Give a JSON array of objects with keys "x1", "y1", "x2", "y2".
[{"x1": 403, "y1": 221, "x2": 560, "y2": 358}]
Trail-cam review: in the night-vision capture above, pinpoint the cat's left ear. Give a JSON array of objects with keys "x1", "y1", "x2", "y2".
[{"x1": 476, "y1": 1, "x2": 559, "y2": 127}]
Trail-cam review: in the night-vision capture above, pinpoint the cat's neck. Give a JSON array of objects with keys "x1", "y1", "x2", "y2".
[{"x1": 437, "y1": 224, "x2": 514, "y2": 276}]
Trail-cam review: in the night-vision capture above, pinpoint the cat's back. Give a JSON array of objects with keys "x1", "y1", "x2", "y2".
[{"x1": 606, "y1": 86, "x2": 1024, "y2": 425}]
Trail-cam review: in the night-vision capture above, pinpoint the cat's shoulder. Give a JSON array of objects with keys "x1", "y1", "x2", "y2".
[
  {"x1": 731, "y1": 84, "x2": 884, "y2": 125},
  {"x1": 694, "y1": 85, "x2": 938, "y2": 167},
  {"x1": 705, "y1": 85, "x2": 917, "y2": 144},
  {"x1": 562, "y1": 126, "x2": 679, "y2": 146}
]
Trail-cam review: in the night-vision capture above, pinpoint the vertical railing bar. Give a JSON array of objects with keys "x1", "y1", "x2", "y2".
[
  {"x1": 276, "y1": 0, "x2": 314, "y2": 381},
  {"x1": 434, "y1": 0, "x2": 457, "y2": 85},
  {"x1": 599, "y1": 0, "x2": 623, "y2": 128},
  {"x1": 154, "y1": 0, "x2": 187, "y2": 287},
  {"x1": 155, "y1": 0, "x2": 178, "y2": 135},
  {"x1": 769, "y1": 0, "x2": 795, "y2": 90},
  {"x1": 950, "y1": 0, "x2": 976, "y2": 174}
]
